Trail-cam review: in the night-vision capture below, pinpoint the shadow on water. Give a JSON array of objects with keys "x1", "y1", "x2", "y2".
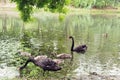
[{"x1": 0, "y1": 13, "x2": 120, "y2": 79}]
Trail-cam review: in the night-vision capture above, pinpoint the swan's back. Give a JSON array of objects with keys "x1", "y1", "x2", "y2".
[
  {"x1": 34, "y1": 55, "x2": 48, "y2": 61},
  {"x1": 53, "y1": 59, "x2": 64, "y2": 65},
  {"x1": 56, "y1": 53, "x2": 72, "y2": 59},
  {"x1": 74, "y1": 45, "x2": 87, "y2": 53},
  {"x1": 18, "y1": 51, "x2": 31, "y2": 57},
  {"x1": 34, "y1": 58, "x2": 61, "y2": 71}
]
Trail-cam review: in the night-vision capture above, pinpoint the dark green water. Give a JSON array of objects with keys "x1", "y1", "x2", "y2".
[{"x1": 0, "y1": 13, "x2": 120, "y2": 79}]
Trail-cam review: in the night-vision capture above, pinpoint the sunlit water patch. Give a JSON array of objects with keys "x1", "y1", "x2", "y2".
[
  {"x1": 0, "y1": 38, "x2": 20, "y2": 79},
  {"x1": 0, "y1": 63, "x2": 19, "y2": 80},
  {"x1": 74, "y1": 54, "x2": 120, "y2": 76}
]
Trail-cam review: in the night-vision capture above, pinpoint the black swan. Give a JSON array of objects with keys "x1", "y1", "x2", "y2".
[
  {"x1": 53, "y1": 52, "x2": 73, "y2": 61},
  {"x1": 51, "y1": 52, "x2": 72, "y2": 59},
  {"x1": 17, "y1": 51, "x2": 31, "y2": 57},
  {"x1": 69, "y1": 36, "x2": 87, "y2": 54},
  {"x1": 19, "y1": 56, "x2": 62, "y2": 76},
  {"x1": 53, "y1": 59, "x2": 64, "y2": 64},
  {"x1": 18, "y1": 51, "x2": 64, "y2": 65},
  {"x1": 56, "y1": 53, "x2": 72, "y2": 59}
]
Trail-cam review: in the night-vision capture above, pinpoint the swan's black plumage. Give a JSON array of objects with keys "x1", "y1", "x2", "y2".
[
  {"x1": 19, "y1": 57, "x2": 61, "y2": 75},
  {"x1": 69, "y1": 36, "x2": 87, "y2": 54}
]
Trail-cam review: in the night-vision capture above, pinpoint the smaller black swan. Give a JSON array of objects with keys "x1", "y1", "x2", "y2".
[
  {"x1": 17, "y1": 51, "x2": 31, "y2": 57},
  {"x1": 69, "y1": 36, "x2": 87, "y2": 54},
  {"x1": 51, "y1": 52, "x2": 72, "y2": 59},
  {"x1": 19, "y1": 57, "x2": 61, "y2": 76},
  {"x1": 56, "y1": 53, "x2": 72, "y2": 59}
]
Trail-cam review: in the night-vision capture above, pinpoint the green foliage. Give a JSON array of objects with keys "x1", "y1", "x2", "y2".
[
  {"x1": 94, "y1": 0, "x2": 112, "y2": 8},
  {"x1": 59, "y1": 14, "x2": 65, "y2": 21},
  {"x1": 72, "y1": 0, "x2": 119, "y2": 8},
  {"x1": 20, "y1": 31, "x2": 32, "y2": 49},
  {"x1": 71, "y1": 0, "x2": 95, "y2": 8},
  {"x1": 11, "y1": 0, "x2": 34, "y2": 21},
  {"x1": 11, "y1": 0, "x2": 71, "y2": 22}
]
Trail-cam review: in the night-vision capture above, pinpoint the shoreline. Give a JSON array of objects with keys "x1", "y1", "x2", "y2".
[{"x1": 1, "y1": 3, "x2": 120, "y2": 15}]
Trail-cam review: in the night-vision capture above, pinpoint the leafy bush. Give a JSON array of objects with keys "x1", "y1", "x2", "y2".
[
  {"x1": 71, "y1": 0, "x2": 119, "y2": 8},
  {"x1": 11, "y1": 0, "x2": 71, "y2": 22}
]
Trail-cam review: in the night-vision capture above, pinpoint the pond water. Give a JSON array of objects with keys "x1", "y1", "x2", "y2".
[{"x1": 0, "y1": 12, "x2": 120, "y2": 79}]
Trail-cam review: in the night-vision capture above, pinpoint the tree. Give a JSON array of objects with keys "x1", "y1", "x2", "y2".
[{"x1": 11, "y1": 0, "x2": 71, "y2": 22}]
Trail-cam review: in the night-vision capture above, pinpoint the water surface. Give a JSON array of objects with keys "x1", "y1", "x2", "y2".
[{"x1": 0, "y1": 12, "x2": 120, "y2": 79}]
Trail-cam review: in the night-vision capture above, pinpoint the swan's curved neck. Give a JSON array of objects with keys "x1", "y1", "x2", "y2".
[
  {"x1": 20, "y1": 58, "x2": 34, "y2": 70},
  {"x1": 71, "y1": 37, "x2": 74, "y2": 51}
]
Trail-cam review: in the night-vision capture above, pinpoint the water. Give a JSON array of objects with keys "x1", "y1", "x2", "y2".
[
  {"x1": 0, "y1": 12, "x2": 120, "y2": 79},
  {"x1": 0, "y1": 63, "x2": 19, "y2": 80},
  {"x1": 0, "y1": 39, "x2": 20, "y2": 79}
]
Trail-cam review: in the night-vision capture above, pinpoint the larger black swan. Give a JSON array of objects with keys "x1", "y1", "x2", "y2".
[
  {"x1": 18, "y1": 51, "x2": 63, "y2": 65},
  {"x1": 19, "y1": 56, "x2": 62, "y2": 76},
  {"x1": 69, "y1": 36, "x2": 87, "y2": 54}
]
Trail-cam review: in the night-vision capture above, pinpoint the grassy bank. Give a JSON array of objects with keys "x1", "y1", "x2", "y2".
[
  {"x1": 68, "y1": 7, "x2": 120, "y2": 15},
  {"x1": 1, "y1": 4, "x2": 120, "y2": 16}
]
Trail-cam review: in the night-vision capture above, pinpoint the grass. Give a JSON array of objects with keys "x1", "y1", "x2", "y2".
[
  {"x1": 68, "y1": 6, "x2": 120, "y2": 16},
  {"x1": 1, "y1": 5, "x2": 120, "y2": 18}
]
